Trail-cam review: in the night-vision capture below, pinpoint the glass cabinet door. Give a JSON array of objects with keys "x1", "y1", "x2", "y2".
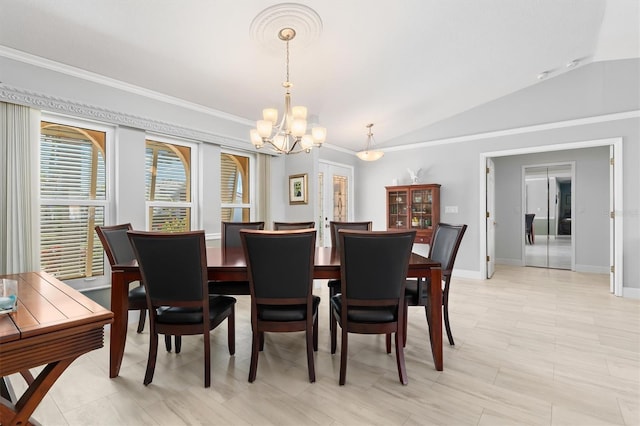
[
  {"x1": 410, "y1": 188, "x2": 433, "y2": 230},
  {"x1": 388, "y1": 190, "x2": 408, "y2": 229}
]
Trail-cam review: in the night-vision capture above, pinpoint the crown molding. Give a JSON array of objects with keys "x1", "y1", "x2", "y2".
[
  {"x1": 381, "y1": 110, "x2": 640, "y2": 153},
  {"x1": 0, "y1": 83, "x2": 256, "y2": 147}
]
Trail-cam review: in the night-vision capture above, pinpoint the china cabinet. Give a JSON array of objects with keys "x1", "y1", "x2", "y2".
[{"x1": 386, "y1": 184, "x2": 441, "y2": 244}]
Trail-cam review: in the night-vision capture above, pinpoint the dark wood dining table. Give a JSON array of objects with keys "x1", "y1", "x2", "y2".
[
  {"x1": 0, "y1": 271, "x2": 113, "y2": 426},
  {"x1": 109, "y1": 246, "x2": 443, "y2": 378}
]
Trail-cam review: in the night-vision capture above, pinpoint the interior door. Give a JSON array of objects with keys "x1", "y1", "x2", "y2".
[
  {"x1": 318, "y1": 161, "x2": 354, "y2": 247},
  {"x1": 486, "y1": 157, "x2": 496, "y2": 278}
]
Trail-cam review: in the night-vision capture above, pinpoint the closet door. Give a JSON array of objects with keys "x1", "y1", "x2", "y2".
[{"x1": 524, "y1": 164, "x2": 572, "y2": 270}]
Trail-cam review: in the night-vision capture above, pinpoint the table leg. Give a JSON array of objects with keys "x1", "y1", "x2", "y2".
[
  {"x1": 109, "y1": 270, "x2": 129, "y2": 378},
  {"x1": 0, "y1": 358, "x2": 75, "y2": 426},
  {"x1": 428, "y1": 267, "x2": 443, "y2": 371}
]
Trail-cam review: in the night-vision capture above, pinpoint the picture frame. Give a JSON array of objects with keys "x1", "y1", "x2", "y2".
[{"x1": 289, "y1": 173, "x2": 308, "y2": 205}]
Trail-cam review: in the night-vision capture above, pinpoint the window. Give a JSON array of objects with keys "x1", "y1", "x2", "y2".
[
  {"x1": 145, "y1": 138, "x2": 193, "y2": 231},
  {"x1": 40, "y1": 120, "x2": 109, "y2": 281},
  {"x1": 221, "y1": 152, "x2": 253, "y2": 221}
]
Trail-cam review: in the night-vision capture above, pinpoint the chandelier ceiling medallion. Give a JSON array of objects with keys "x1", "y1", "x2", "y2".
[
  {"x1": 249, "y1": 26, "x2": 327, "y2": 155},
  {"x1": 356, "y1": 123, "x2": 384, "y2": 161}
]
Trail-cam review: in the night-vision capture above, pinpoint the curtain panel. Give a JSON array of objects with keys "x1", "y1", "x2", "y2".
[{"x1": 0, "y1": 102, "x2": 40, "y2": 274}]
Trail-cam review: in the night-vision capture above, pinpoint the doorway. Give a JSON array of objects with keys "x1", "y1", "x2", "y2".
[
  {"x1": 480, "y1": 138, "x2": 622, "y2": 296},
  {"x1": 318, "y1": 161, "x2": 354, "y2": 247},
  {"x1": 523, "y1": 163, "x2": 574, "y2": 270}
]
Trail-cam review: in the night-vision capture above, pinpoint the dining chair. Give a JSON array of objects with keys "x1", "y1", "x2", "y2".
[
  {"x1": 240, "y1": 229, "x2": 319, "y2": 383},
  {"x1": 127, "y1": 230, "x2": 236, "y2": 388},
  {"x1": 208, "y1": 221, "x2": 265, "y2": 296},
  {"x1": 525, "y1": 213, "x2": 535, "y2": 244},
  {"x1": 273, "y1": 221, "x2": 315, "y2": 230},
  {"x1": 327, "y1": 221, "x2": 372, "y2": 352},
  {"x1": 95, "y1": 223, "x2": 147, "y2": 334},
  {"x1": 395, "y1": 223, "x2": 467, "y2": 347},
  {"x1": 331, "y1": 229, "x2": 415, "y2": 385}
]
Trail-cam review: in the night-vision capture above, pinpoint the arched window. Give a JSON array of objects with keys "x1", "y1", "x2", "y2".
[
  {"x1": 40, "y1": 121, "x2": 109, "y2": 280},
  {"x1": 145, "y1": 139, "x2": 193, "y2": 231}
]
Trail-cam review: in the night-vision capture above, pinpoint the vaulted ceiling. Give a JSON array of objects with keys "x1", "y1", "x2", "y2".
[{"x1": 1, "y1": 1, "x2": 638, "y2": 152}]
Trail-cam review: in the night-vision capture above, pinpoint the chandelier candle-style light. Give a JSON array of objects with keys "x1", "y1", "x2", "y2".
[
  {"x1": 250, "y1": 28, "x2": 327, "y2": 155},
  {"x1": 356, "y1": 123, "x2": 384, "y2": 161}
]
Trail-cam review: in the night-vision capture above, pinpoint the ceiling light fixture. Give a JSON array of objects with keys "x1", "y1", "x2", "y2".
[
  {"x1": 250, "y1": 27, "x2": 326, "y2": 155},
  {"x1": 356, "y1": 123, "x2": 384, "y2": 161},
  {"x1": 537, "y1": 71, "x2": 549, "y2": 80},
  {"x1": 566, "y1": 59, "x2": 580, "y2": 69}
]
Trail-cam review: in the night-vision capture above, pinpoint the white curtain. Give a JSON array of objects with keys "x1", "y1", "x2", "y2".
[
  {"x1": 255, "y1": 152, "x2": 271, "y2": 226},
  {"x1": 0, "y1": 102, "x2": 41, "y2": 274}
]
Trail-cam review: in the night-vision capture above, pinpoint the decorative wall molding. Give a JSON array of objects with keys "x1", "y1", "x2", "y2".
[{"x1": 0, "y1": 83, "x2": 244, "y2": 146}]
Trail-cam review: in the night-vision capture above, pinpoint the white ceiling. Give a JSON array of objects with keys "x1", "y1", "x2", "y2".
[{"x1": 0, "y1": 0, "x2": 638, "y2": 152}]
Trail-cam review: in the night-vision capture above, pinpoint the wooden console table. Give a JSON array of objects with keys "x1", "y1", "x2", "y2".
[{"x1": 0, "y1": 271, "x2": 113, "y2": 426}]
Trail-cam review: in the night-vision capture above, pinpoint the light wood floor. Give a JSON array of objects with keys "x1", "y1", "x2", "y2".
[{"x1": 7, "y1": 265, "x2": 640, "y2": 425}]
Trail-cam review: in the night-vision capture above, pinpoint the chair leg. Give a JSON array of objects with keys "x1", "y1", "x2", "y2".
[
  {"x1": 204, "y1": 331, "x2": 211, "y2": 388},
  {"x1": 394, "y1": 331, "x2": 408, "y2": 385},
  {"x1": 175, "y1": 336, "x2": 182, "y2": 354},
  {"x1": 385, "y1": 333, "x2": 392, "y2": 354},
  {"x1": 443, "y1": 302, "x2": 455, "y2": 346},
  {"x1": 339, "y1": 328, "x2": 348, "y2": 385},
  {"x1": 228, "y1": 307, "x2": 236, "y2": 355},
  {"x1": 306, "y1": 325, "x2": 316, "y2": 383},
  {"x1": 403, "y1": 299, "x2": 408, "y2": 348},
  {"x1": 248, "y1": 330, "x2": 260, "y2": 383},
  {"x1": 330, "y1": 309, "x2": 338, "y2": 354},
  {"x1": 164, "y1": 334, "x2": 172, "y2": 352},
  {"x1": 259, "y1": 331, "x2": 265, "y2": 351},
  {"x1": 136, "y1": 309, "x2": 146, "y2": 333},
  {"x1": 144, "y1": 331, "x2": 159, "y2": 385},
  {"x1": 313, "y1": 313, "x2": 319, "y2": 352},
  {"x1": 328, "y1": 286, "x2": 335, "y2": 349}
]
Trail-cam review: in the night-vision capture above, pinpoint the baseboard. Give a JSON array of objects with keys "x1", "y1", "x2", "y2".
[
  {"x1": 575, "y1": 264, "x2": 610, "y2": 274},
  {"x1": 496, "y1": 258, "x2": 523, "y2": 266},
  {"x1": 452, "y1": 269, "x2": 483, "y2": 280},
  {"x1": 623, "y1": 287, "x2": 640, "y2": 299}
]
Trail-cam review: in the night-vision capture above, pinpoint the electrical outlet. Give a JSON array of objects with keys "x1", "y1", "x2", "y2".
[{"x1": 445, "y1": 206, "x2": 458, "y2": 213}]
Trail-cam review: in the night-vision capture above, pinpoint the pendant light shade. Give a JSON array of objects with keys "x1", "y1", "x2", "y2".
[{"x1": 356, "y1": 123, "x2": 384, "y2": 161}]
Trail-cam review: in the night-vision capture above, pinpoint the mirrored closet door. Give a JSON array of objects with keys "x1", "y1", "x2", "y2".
[{"x1": 524, "y1": 164, "x2": 573, "y2": 270}]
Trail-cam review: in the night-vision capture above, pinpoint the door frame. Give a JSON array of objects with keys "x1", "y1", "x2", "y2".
[{"x1": 479, "y1": 137, "x2": 623, "y2": 296}]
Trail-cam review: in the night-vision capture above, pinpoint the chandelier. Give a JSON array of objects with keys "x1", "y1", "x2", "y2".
[
  {"x1": 250, "y1": 27, "x2": 327, "y2": 155},
  {"x1": 356, "y1": 123, "x2": 384, "y2": 161}
]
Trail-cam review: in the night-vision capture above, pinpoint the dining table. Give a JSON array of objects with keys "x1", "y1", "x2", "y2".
[
  {"x1": 0, "y1": 271, "x2": 113, "y2": 426},
  {"x1": 108, "y1": 246, "x2": 443, "y2": 378}
]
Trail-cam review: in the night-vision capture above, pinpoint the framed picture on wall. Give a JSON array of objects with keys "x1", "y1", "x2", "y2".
[{"x1": 289, "y1": 173, "x2": 308, "y2": 205}]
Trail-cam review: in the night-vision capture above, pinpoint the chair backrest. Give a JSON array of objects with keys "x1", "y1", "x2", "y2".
[
  {"x1": 273, "y1": 221, "x2": 315, "y2": 230},
  {"x1": 428, "y1": 223, "x2": 467, "y2": 278},
  {"x1": 127, "y1": 230, "x2": 208, "y2": 305},
  {"x1": 339, "y1": 230, "x2": 415, "y2": 301},
  {"x1": 525, "y1": 214, "x2": 535, "y2": 232},
  {"x1": 241, "y1": 229, "x2": 316, "y2": 302},
  {"x1": 329, "y1": 221, "x2": 372, "y2": 250},
  {"x1": 95, "y1": 223, "x2": 135, "y2": 266},
  {"x1": 222, "y1": 221, "x2": 265, "y2": 250}
]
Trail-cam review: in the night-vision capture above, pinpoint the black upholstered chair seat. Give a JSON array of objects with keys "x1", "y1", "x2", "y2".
[
  {"x1": 403, "y1": 278, "x2": 430, "y2": 306},
  {"x1": 258, "y1": 296, "x2": 320, "y2": 321},
  {"x1": 128, "y1": 284, "x2": 146, "y2": 301},
  {"x1": 157, "y1": 295, "x2": 235, "y2": 324},
  {"x1": 331, "y1": 295, "x2": 397, "y2": 323}
]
